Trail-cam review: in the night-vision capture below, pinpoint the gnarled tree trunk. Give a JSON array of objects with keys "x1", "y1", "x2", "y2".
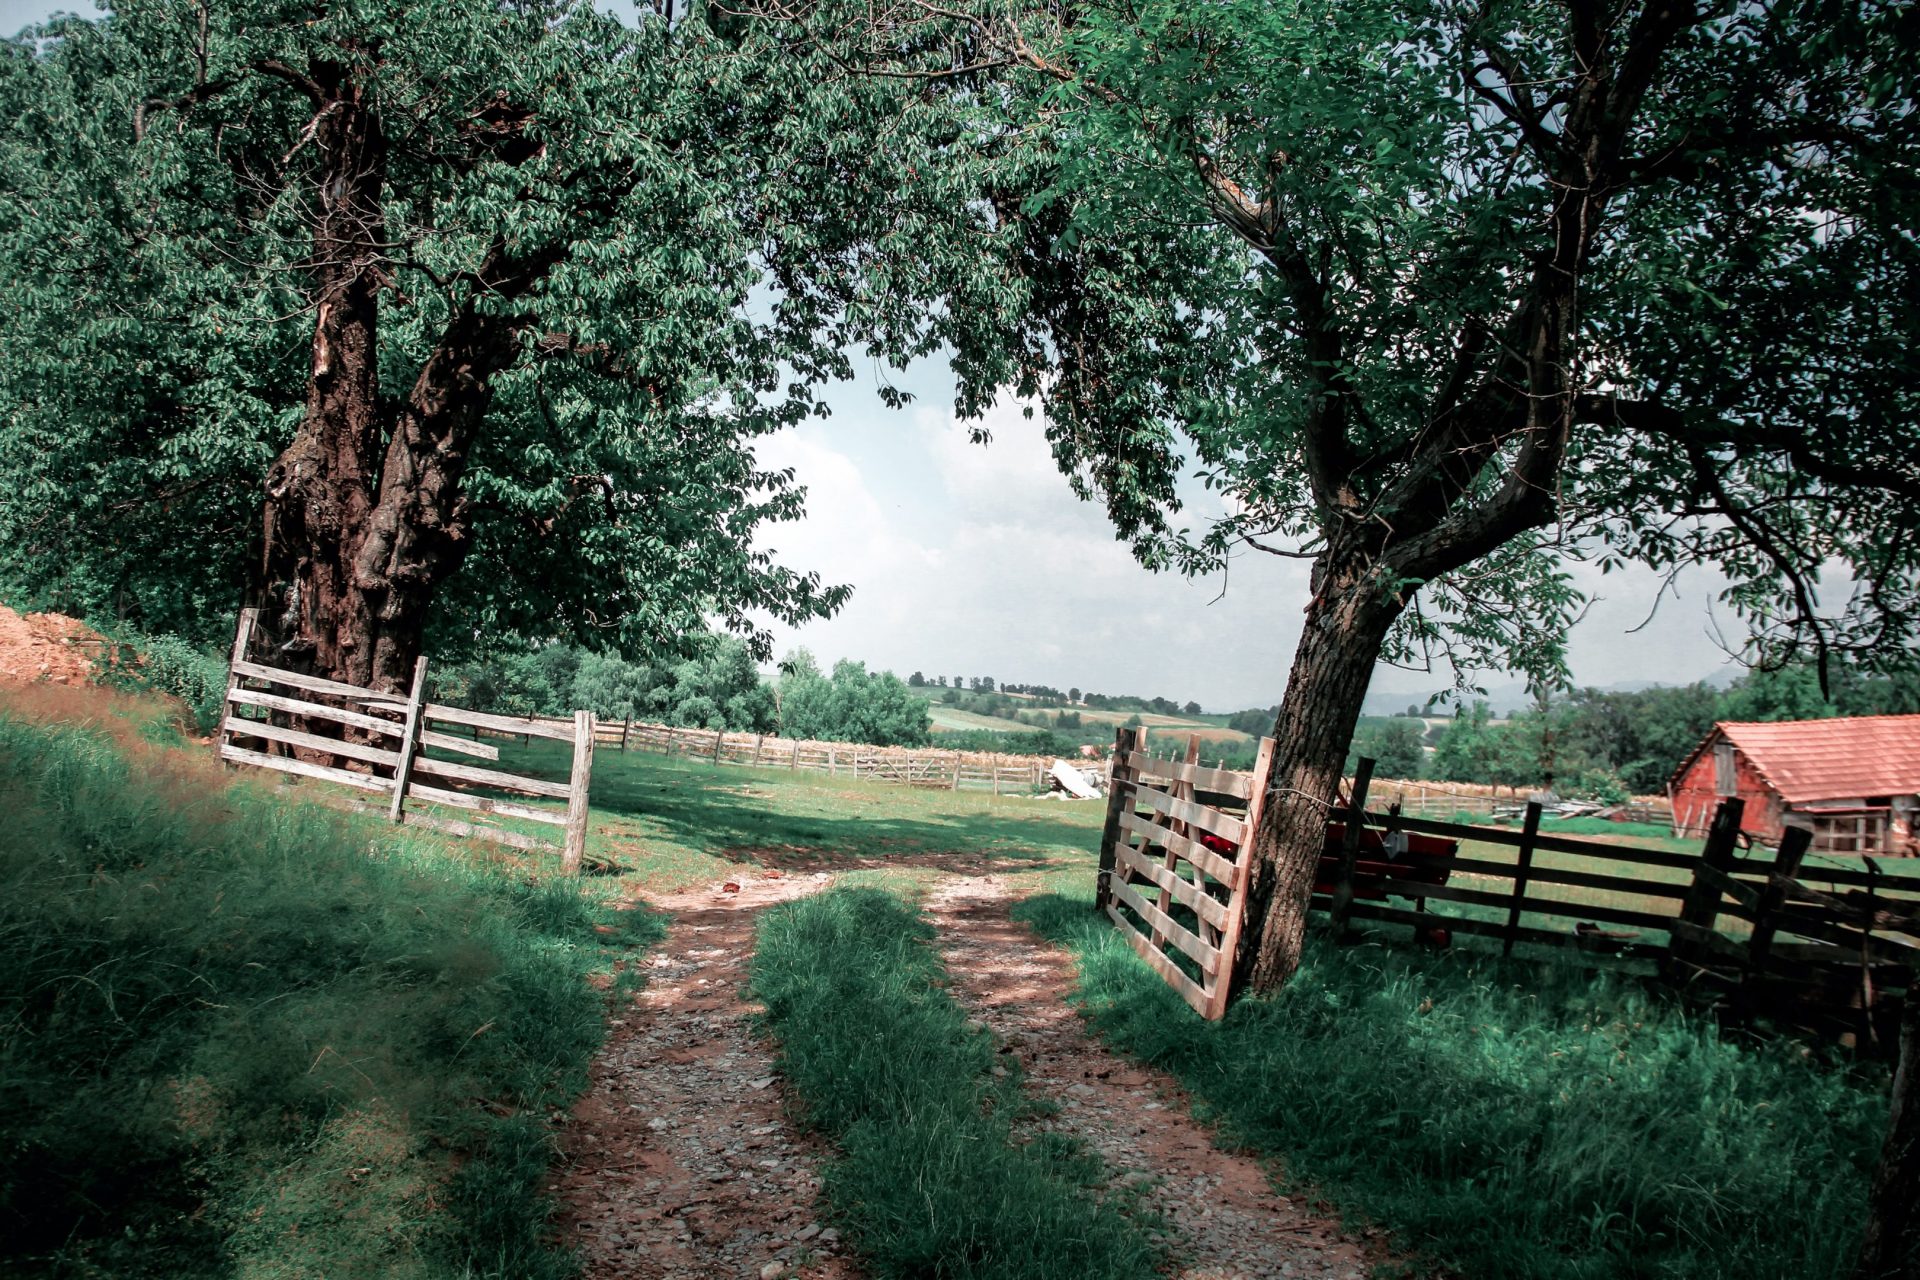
[
  {"x1": 1235, "y1": 554, "x2": 1407, "y2": 991},
  {"x1": 251, "y1": 68, "x2": 528, "y2": 694}
]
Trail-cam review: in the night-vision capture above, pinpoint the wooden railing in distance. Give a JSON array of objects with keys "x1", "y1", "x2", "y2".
[
  {"x1": 216, "y1": 609, "x2": 597, "y2": 873},
  {"x1": 1095, "y1": 726, "x2": 1277, "y2": 1020},
  {"x1": 580, "y1": 719, "x2": 1064, "y2": 794}
]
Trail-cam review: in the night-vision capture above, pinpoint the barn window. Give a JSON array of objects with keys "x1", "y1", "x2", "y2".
[{"x1": 1714, "y1": 741, "x2": 1736, "y2": 796}]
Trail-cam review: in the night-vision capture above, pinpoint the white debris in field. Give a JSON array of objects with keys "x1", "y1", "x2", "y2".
[{"x1": 1048, "y1": 759, "x2": 1103, "y2": 799}]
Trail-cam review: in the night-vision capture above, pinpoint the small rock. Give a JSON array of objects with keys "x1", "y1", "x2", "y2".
[
  {"x1": 795, "y1": 1223, "x2": 822, "y2": 1242},
  {"x1": 819, "y1": 1228, "x2": 839, "y2": 1244},
  {"x1": 760, "y1": 1263, "x2": 788, "y2": 1280},
  {"x1": 750, "y1": 1076, "x2": 776, "y2": 1090},
  {"x1": 647, "y1": 1117, "x2": 670, "y2": 1131}
]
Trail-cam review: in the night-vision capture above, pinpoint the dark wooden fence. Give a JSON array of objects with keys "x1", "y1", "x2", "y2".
[
  {"x1": 218, "y1": 609, "x2": 596, "y2": 871},
  {"x1": 1098, "y1": 753, "x2": 1920, "y2": 1044}
]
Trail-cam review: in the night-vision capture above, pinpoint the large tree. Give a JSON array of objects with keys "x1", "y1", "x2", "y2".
[
  {"x1": 0, "y1": 0, "x2": 916, "y2": 687},
  {"x1": 774, "y1": 0, "x2": 1919, "y2": 989}
]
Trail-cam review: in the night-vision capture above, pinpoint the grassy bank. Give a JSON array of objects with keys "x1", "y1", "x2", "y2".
[
  {"x1": 0, "y1": 687, "x2": 660, "y2": 1279},
  {"x1": 751, "y1": 887, "x2": 1160, "y2": 1280},
  {"x1": 1020, "y1": 892, "x2": 1884, "y2": 1280}
]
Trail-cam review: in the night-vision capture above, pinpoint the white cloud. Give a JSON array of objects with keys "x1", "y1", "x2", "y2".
[
  {"x1": 754, "y1": 389, "x2": 1759, "y2": 710},
  {"x1": 751, "y1": 397, "x2": 1324, "y2": 708}
]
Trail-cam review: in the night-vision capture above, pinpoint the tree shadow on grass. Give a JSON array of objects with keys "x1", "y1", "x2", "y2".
[
  {"x1": 549, "y1": 746, "x2": 1103, "y2": 869},
  {"x1": 1011, "y1": 892, "x2": 1880, "y2": 1280}
]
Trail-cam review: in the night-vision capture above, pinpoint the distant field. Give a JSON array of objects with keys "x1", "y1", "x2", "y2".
[
  {"x1": 1138, "y1": 724, "x2": 1249, "y2": 748},
  {"x1": 927, "y1": 705, "x2": 1036, "y2": 734}
]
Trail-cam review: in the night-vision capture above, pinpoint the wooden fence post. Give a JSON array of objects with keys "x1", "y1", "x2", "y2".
[
  {"x1": 561, "y1": 711, "x2": 595, "y2": 875},
  {"x1": 1743, "y1": 825, "x2": 1813, "y2": 992},
  {"x1": 621, "y1": 717, "x2": 632, "y2": 752},
  {"x1": 219, "y1": 608, "x2": 259, "y2": 762},
  {"x1": 753, "y1": 734, "x2": 765, "y2": 766},
  {"x1": 386, "y1": 655, "x2": 430, "y2": 823},
  {"x1": 712, "y1": 729, "x2": 725, "y2": 764},
  {"x1": 1328, "y1": 758, "x2": 1376, "y2": 934},
  {"x1": 1094, "y1": 727, "x2": 1138, "y2": 913},
  {"x1": 1502, "y1": 801, "x2": 1544, "y2": 956},
  {"x1": 1664, "y1": 797, "x2": 1746, "y2": 982}
]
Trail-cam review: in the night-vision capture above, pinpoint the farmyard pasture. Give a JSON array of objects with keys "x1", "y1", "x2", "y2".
[{"x1": 1, "y1": 678, "x2": 1889, "y2": 1278}]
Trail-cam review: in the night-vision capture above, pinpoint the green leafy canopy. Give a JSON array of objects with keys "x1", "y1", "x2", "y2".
[{"x1": 0, "y1": 0, "x2": 946, "y2": 659}]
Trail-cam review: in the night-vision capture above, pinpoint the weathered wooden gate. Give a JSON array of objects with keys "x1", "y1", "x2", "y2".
[
  {"x1": 218, "y1": 608, "x2": 597, "y2": 872},
  {"x1": 1094, "y1": 727, "x2": 1277, "y2": 1019}
]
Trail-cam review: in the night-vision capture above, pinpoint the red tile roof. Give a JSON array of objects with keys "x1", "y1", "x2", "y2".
[{"x1": 1706, "y1": 716, "x2": 1920, "y2": 804}]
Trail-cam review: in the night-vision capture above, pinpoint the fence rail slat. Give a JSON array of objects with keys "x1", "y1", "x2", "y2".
[
  {"x1": 1130, "y1": 781, "x2": 1246, "y2": 845},
  {"x1": 1105, "y1": 904, "x2": 1210, "y2": 1015},
  {"x1": 407, "y1": 781, "x2": 570, "y2": 826},
  {"x1": 232, "y1": 659, "x2": 410, "y2": 706},
  {"x1": 1109, "y1": 879, "x2": 1221, "y2": 974},
  {"x1": 1115, "y1": 810, "x2": 1237, "y2": 886},
  {"x1": 220, "y1": 743, "x2": 393, "y2": 794},
  {"x1": 422, "y1": 704, "x2": 577, "y2": 742},
  {"x1": 1113, "y1": 840, "x2": 1231, "y2": 931},
  {"x1": 1119, "y1": 750, "x2": 1252, "y2": 800},
  {"x1": 221, "y1": 716, "x2": 401, "y2": 769},
  {"x1": 410, "y1": 754, "x2": 573, "y2": 800}
]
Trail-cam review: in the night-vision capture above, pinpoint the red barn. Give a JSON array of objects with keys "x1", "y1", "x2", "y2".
[{"x1": 1668, "y1": 715, "x2": 1920, "y2": 855}]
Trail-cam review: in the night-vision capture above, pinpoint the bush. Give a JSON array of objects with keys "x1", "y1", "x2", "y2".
[{"x1": 94, "y1": 630, "x2": 228, "y2": 734}]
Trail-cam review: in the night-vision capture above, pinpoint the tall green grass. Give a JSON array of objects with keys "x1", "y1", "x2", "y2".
[
  {"x1": 752, "y1": 888, "x2": 1160, "y2": 1280},
  {"x1": 1020, "y1": 894, "x2": 1884, "y2": 1279},
  {"x1": 0, "y1": 701, "x2": 660, "y2": 1278}
]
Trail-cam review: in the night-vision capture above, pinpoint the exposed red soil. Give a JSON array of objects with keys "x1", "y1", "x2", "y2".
[{"x1": 0, "y1": 605, "x2": 104, "y2": 687}]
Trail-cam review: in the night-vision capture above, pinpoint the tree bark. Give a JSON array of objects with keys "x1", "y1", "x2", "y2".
[
  {"x1": 1235, "y1": 554, "x2": 1407, "y2": 991},
  {"x1": 255, "y1": 63, "x2": 395, "y2": 689},
  {"x1": 1856, "y1": 992, "x2": 1920, "y2": 1280},
  {"x1": 251, "y1": 67, "x2": 532, "y2": 695}
]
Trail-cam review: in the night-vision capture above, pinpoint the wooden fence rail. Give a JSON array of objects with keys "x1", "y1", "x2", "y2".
[
  {"x1": 1096, "y1": 748, "x2": 1919, "y2": 1044},
  {"x1": 512, "y1": 717, "x2": 1069, "y2": 794},
  {"x1": 217, "y1": 610, "x2": 596, "y2": 872}
]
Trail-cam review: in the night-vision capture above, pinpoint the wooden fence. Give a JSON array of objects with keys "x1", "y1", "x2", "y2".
[
  {"x1": 1097, "y1": 748, "x2": 1919, "y2": 1043},
  {"x1": 217, "y1": 610, "x2": 596, "y2": 872},
  {"x1": 1093, "y1": 728, "x2": 1277, "y2": 1019},
  {"x1": 526, "y1": 717, "x2": 1065, "y2": 793}
]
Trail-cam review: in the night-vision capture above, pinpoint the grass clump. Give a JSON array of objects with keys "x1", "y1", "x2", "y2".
[
  {"x1": 1019, "y1": 894, "x2": 1883, "y2": 1280},
  {"x1": 85, "y1": 627, "x2": 231, "y2": 734},
  {"x1": 0, "y1": 693, "x2": 661, "y2": 1278},
  {"x1": 752, "y1": 887, "x2": 1159, "y2": 1280}
]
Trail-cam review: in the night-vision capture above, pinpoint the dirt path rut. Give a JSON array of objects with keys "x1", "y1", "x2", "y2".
[
  {"x1": 927, "y1": 874, "x2": 1380, "y2": 1280},
  {"x1": 553, "y1": 875, "x2": 855, "y2": 1280}
]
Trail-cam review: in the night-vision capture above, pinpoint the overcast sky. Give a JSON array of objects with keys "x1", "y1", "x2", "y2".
[
  {"x1": 3, "y1": 0, "x2": 1754, "y2": 710},
  {"x1": 750, "y1": 358, "x2": 1747, "y2": 710}
]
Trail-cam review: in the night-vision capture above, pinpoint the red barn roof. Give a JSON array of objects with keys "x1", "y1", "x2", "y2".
[{"x1": 1674, "y1": 715, "x2": 1920, "y2": 804}]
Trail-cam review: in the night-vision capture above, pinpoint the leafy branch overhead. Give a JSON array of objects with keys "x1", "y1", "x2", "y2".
[
  {"x1": 0, "y1": 1, "x2": 941, "y2": 674},
  {"x1": 785, "y1": 0, "x2": 1918, "y2": 689}
]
